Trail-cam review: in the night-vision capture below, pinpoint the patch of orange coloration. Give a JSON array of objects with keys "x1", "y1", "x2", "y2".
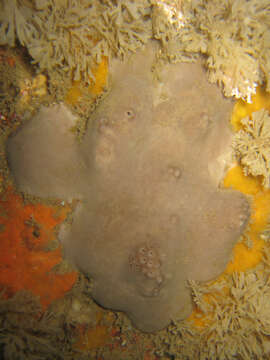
[
  {"x1": 0, "y1": 187, "x2": 77, "y2": 309},
  {"x1": 6, "y1": 57, "x2": 16, "y2": 67},
  {"x1": 65, "y1": 56, "x2": 108, "y2": 106},
  {"x1": 143, "y1": 351, "x2": 158, "y2": 360},
  {"x1": 74, "y1": 324, "x2": 110, "y2": 351},
  {"x1": 0, "y1": 49, "x2": 16, "y2": 67}
]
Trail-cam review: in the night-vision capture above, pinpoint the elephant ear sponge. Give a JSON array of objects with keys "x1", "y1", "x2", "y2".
[{"x1": 7, "y1": 43, "x2": 250, "y2": 332}]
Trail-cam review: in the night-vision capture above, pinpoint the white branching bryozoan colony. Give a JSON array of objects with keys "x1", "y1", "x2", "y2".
[{"x1": 0, "y1": 0, "x2": 270, "y2": 101}]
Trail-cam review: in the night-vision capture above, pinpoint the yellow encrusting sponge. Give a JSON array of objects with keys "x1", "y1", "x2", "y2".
[{"x1": 224, "y1": 87, "x2": 270, "y2": 272}]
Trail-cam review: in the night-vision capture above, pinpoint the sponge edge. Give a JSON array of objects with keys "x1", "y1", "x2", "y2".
[
  {"x1": 6, "y1": 42, "x2": 250, "y2": 332},
  {"x1": 7, "y1": 104, "x2": 88, "y2": 201}
]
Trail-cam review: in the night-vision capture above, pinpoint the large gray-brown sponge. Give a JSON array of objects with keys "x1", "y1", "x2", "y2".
[{"x1": 7, "y1": 43, "x2": 250, "y2": 332}]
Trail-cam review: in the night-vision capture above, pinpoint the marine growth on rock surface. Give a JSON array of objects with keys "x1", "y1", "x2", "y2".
[{"x1": 6, "y1": 43, "x2": 250, "y2": 332}]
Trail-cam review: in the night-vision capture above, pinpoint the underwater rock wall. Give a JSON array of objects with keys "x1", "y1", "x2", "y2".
[{"x1": 7, "y1": 43, "x2": 250, "y2": 332}]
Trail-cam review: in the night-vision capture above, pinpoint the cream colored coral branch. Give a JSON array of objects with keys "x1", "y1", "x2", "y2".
[{"x1": 233, "y1": 108, "x2": 270, "y2": 188}]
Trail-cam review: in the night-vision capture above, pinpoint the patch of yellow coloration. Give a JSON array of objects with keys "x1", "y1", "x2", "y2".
[
  {"x1": 226, "y1": 239, "x2": 264, "y2": 273},
  {"x1": 19, "y1": 74, "x2": 47, "y2": 106},
  {"x1": 74, "y1": 325, "x2": 110, "y2": 351},
  {"x1": 223, "y1": 165, "x2": 262, "y2": 196},
  {"x1": 223, "y1": 166, "x2": 270, "y2": 273},
  {"x1": 65, "y1": 80, "x2": 82, "y2": 106},
  {"x1": 231, "y1": 87, "x2": 270, "y2": 131},
  {"x1": 65, "y1": 57, "x2": 108, "y2": 106},
  {"x1": 32, "y1": 74, "x2": 47, "y2": 97},
  {"x1": 187, "y1": 307, "x2": 212, "y2": 329},
  {"x1": 89, "y1": 56, "x2": 108, "y2": 96},
  {"x1": 19, "y1": 78, "x2": 33, "y2": 105},
  {"x1": 224, "y1": 88, "x2": 270, "y2": 273},
  {"x1": 188, "y1": 87, "x2": 270, "y2": 329},
  {"x1": 102, "y1": 310, "x2": 116, "y2": 324}
]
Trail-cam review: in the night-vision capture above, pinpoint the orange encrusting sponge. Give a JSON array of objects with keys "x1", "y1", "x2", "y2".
[{"x1": 0, "y1": 188, "x2": 77, "y2": 309}]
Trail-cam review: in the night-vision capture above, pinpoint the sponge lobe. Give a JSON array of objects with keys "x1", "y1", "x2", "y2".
[
  {"x1": 7, "y1": 104, "x2": 89, "y2": 201},
  {"x1": 7, "y1": 43, "x2": 250, "y2": 332}
]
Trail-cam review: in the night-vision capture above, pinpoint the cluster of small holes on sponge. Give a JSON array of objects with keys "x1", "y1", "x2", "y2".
[{"x1": 129, "y1": 243, "x2": 163, "y2": 284}]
